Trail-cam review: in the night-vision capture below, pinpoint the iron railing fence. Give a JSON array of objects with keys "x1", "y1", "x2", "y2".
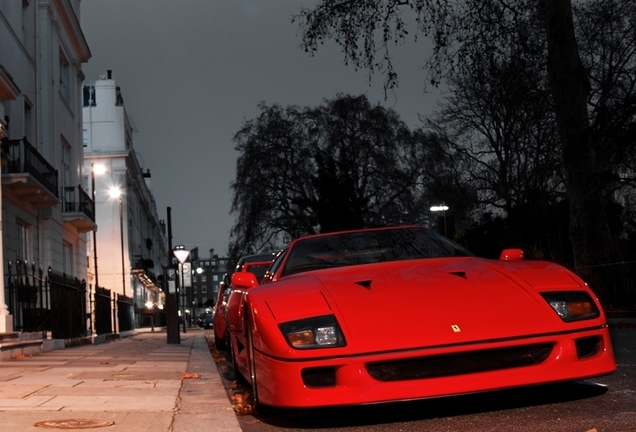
[
  {"x1": 4, "y1": 260, "x2": 149, "y2": 339},
  {"x1": 94, "y1": 286, "x2": 112, "y2": 335},
  {"x1": 572, "y1": 260, "x2": 636, "y2": 313},
  {"x1": 6, "y1": 262, "x2": 87, "y2": 339},
  {"x1": 117, "y1": 294, "x2": 134, "y2": 332},
  {"x1": 46, "y1": 269, "x2": 87, "y2": 339},
  {"x1": 6, "y1": 261, "x2": 48, "y2": 338}
]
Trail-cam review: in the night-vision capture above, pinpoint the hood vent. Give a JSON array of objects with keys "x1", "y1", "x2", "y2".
[{"x1": 354, "y1": 280, "x2": 372, "y2": 289}]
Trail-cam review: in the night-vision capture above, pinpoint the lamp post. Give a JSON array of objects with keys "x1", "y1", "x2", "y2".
[
  {"x1": 430, "y1": 203, "x2": 449, "y2": 237},
  {"x1": 109, "y1": 187, "x2": 126, "y2": 297},
  {"x1": 173, "y1": 245, "x2": 190, "y2": 334},
  {"x1": 91, "y1": 163, "x2": 100, "y2": 291}
]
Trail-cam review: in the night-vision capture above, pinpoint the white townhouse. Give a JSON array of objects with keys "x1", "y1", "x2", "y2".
[
  {"x1": 82, "y1": 71, "x2": 168, "y2": 329},
  {"x1": 1, "y1": 0, "x2": 92, "y2": 336}
]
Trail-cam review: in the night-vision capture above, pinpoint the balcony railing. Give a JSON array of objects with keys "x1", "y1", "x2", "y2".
[
  {"x1": 62, "y1": 185, "x2": 96, "y2": 233},
  {"x1": 63, "y1": 185, "x2": 95, "y2": 220},
  {"x1": 2, "y1": 138, "x2": 59, "y2": 208}
]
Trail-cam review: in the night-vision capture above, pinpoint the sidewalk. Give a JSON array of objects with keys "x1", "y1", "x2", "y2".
[{"x1": 0, "y1": 328, "x2": 241, "y2": 432}]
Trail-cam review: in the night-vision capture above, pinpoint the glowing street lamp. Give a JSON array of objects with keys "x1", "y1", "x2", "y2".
[
  {"x1": 430, "y1": 203, "x2": 449, "y2": 237},
  {"x1": 172, "y1": 245, "x2": 190, "y2": 333}
]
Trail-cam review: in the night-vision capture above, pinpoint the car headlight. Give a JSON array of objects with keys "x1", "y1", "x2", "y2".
[
  {"x1": 279, "y1": 315, "x2": 346, "y2": 349},
  {"x1": 540, "y1": 291, "x2": 600, "y2": 322}
]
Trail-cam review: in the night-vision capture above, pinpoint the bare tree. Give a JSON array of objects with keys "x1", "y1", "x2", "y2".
[
  {"x1": 294, "y1": 0, "x2": 627, "y2": 271},
  {"x1": 229, "y1": 94, "x2": 441, "y2": 258}
]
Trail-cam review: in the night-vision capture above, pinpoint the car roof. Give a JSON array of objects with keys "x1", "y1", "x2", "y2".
[
  {"x1": 236, "y1": 252, "x2": 278, "y2": 269},
  {"x1": 289, "y1": 225, "x2": 429, "y2": 245}
]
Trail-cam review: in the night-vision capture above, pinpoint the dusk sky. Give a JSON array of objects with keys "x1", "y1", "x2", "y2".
[{"x1": 80, "y1": 0, "x2": 445, "y2": 256}]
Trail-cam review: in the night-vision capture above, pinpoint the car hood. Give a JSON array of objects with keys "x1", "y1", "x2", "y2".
[{"x1": 258, "y1": 257, "x2": 594, "y2": 353}]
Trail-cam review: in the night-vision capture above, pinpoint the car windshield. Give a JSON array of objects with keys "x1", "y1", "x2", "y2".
[{"x1": 282, "y1": 227, "x2": 472, "y2": 277}]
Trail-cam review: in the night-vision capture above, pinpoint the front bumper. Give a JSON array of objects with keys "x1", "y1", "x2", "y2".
[{"x1": 253, "y1": 326, "x2": 616, "y2": 408}]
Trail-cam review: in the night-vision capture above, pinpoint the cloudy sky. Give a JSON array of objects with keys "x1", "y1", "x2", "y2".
[{"x1": 80, "y1": 0, "x2": 444, "y2": 256}]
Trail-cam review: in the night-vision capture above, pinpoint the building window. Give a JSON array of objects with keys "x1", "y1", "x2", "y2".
[
  {"x1": 17, "y1": 221, "x2": 31, "y2": 262},
  {"x1": 82, "y1": 129, "x2": 88, "y2": 147},
  {"x1": 63, "y1": 242, "x2": 73, "y2": 276},
  {"x1": 59, "y1": 52, "x2": 70, "y2": 102},
  {"x1": 193, "y1": 285, "x2": 197, "y2": 294},
  {"x1": 213, "y1": 275, "x2": 218, "y2": 281},
  {"x1": 202, "y1": 286, "x2": 207, "y2": 294},
  {"x1": 201, "y1": 274, "x2": 206, "y2": 283}
]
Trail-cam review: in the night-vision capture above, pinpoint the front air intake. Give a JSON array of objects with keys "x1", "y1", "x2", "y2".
[
  {"x1": 301, "y1": 366, "x2": 337, "y2": 387},
  {"x1": 367, "y1": 343, "x2": 554, "y2": 382},
  {"x1": 575, "y1": 336, "x2": 601, "y2": 359}
]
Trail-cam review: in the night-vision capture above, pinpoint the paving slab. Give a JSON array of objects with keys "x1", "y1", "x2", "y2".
[{"x1": 0, "y1": 329, "x2": 241, "y2": 431}]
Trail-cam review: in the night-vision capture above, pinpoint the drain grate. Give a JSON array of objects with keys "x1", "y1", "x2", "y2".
[{"x1": 34, "y1": 419, "x2": 114, "y2": 429}]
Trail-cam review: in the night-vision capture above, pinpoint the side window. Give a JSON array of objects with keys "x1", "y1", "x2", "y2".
[{"x1": 261, "y1": 249, "x2": 287, "y2": 284}]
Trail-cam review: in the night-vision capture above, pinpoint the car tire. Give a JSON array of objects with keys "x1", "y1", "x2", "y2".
[
  {"x1": 227, "y1": 331, "x2": 242, "y2": 383},
  {"x1": 246, "y1": 308, "x2": 266, "y2": 414},
  {"x1": 214, "y1": 331, "x2": 226, "y2": 350}
]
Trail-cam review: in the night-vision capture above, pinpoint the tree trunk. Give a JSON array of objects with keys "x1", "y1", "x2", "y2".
[{"x1": 543, "y1": 0, "x2": 613, "y2": 272}]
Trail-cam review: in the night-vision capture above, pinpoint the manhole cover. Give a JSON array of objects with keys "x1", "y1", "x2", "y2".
[{"x1": 34, "y1": 419, "x2": 114, "y2": 429}]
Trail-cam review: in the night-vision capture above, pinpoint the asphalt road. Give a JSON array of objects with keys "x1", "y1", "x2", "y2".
[{"x1": 213, "y1": 328, "x2": 636, "y2": 432}]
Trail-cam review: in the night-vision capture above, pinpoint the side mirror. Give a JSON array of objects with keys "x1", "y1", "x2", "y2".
[
  {"x1": 231, "y1": 271, "x2": 259, "y2": 290},
  {"x1": 499, "y1": 249, "x2": 524, "y2": 261}
]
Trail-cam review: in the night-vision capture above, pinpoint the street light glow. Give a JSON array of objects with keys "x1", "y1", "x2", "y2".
[
  {"x1": 109, "y1": 186, "x2": 122, "y2": 199},
  {"x1": 430, "y1": 205, "x2": 449, "y2": 212},
  {"x1": 93, "y1": 164, "x2": 106, "y2": 175}
]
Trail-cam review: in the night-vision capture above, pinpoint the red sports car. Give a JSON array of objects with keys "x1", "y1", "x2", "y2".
[
  {"x1": 228, "y1": 226, "x2": 616, "y2": 410},
  {"x1": 214, "y1": 253, "x2": 276, "y2": 350}
]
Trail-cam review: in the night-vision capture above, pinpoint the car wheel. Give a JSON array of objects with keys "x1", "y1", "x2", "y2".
[
  {"x1": 227, "y1": 331, "x2": 242, "y2": 382},
  {"x1": 245, "y1": 310, "x2": 264, "y2": 414},
  {"x1": 214, "y1": 330, "x2": 226, "y2": 350}
]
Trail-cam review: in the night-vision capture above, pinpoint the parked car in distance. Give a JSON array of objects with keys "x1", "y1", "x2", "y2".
[
  {"x1": 212, "y1": 277, "x2": 230, "y2": 349},
  {"x1": 228, "y1": 225, "x2": 616, "y2": 411},
  {"x1": 198, "y1": 312, "x2": 213, "y2": 329},
  {"x1": 213, "y1": 252, "x2": 277, "y2": 350}
]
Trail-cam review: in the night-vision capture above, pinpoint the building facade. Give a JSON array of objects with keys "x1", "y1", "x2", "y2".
[
  {"x1": 189, "y1": 248, "x2": 228, "y2": 320},
  {"x1": 82, "y1": 72, "x2": 168, "y2": 329},
  {"x1": 1, "y1": 0, "x2": 92, "y2": 333}
]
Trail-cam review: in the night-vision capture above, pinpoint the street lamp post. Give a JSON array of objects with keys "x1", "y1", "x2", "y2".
[
  {"x1": 91, "y1": 163, "x2": 99, "y2": 291},
  {"x1": 430, "y1": 203, "x2": 449, "y2": 237},
  {"x1": 109, "y1": 187, "x2": 126, "y2": 297},
  {"x1": 89, "y1": 163, "x2": 107, "y2": 335},
  {"x1": 173, "y1": 245, "x2": 190, "y2": 334}
]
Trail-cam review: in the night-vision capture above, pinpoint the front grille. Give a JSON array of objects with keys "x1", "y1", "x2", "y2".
[
  {"x1": 366, "y1": 343, "x2": 554, "y2": 382},
  {"x1": 301, "y1": 367, "x2": 337, "y2": 387},
  {"x1": 575, "y1": 336, "x2": 600, "y2": 359}
]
